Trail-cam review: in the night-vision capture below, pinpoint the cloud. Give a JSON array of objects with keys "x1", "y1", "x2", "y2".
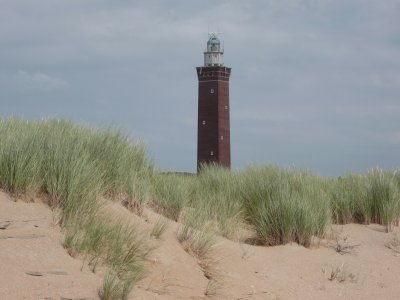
[
  {"x1": 232, "y1": 108, "x2": 300, "y2": 123},
  {"x1": 383, "y1": 105, "x2": 400, "y2": 115},
  {"x1": 0, "y1": 0, "x2": 399, "y2": 175},
  {"x1": 15, "y1": 70, "x2": 68, "y2": 91},
  {"x1": 376, "y1": 131, "x2": 400, "y2": 145}
]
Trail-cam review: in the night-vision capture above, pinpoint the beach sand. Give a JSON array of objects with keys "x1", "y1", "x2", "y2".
[{"x1": 1, "y1": 191, "x2": 399, "y2": 300}]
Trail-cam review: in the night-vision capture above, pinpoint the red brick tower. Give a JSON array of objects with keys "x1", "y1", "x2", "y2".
[{"x1": 196, "y1": 34, "x2": 231, "y2": 171}]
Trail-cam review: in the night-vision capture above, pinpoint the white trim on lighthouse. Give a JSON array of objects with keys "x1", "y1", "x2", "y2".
[{"x1": 204, "y1": 33, "x2": 224, "y2": 67}]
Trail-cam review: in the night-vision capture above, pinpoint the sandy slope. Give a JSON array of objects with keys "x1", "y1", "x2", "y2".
[
  {"x1": 0, "y1": 191, "x2": 102, "y2": 300},
  {"x1": 1, "y1": 191, "x2": 399, "y2": 300}
]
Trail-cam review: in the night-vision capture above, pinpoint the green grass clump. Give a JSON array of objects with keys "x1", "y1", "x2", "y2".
[
  {"x1": 177, "y1": 223, "x2": 216, "y2": 259},
  {"x1": 150, "y1": 217, "x2": 168, "y2": 239},
  {"x1": 0, "y1": 117, "x2": 154, "y2": 297},
  {"x1": 64, "y1": 215, "x2": 150, "y2": 285},
  {"x1": 100, "y1": 270, "x2": 134, "y2": 300},
  {"x1": 152, "y1": 165, "x2": 245, "y2": 239},
  {"x1": 241, "y1": 166, "x2": 331, "y2": 246},
  {"x1": 152, "y1": 165, "x2": 332, "y2": 246},
  {"x1": 189, "y1": 165, "x2": 245, "y2": 239},
  {"x1": 330, "y1": 173, "x2": 368, "y2": 224},
  {"x1": 366, "y1": 169, "x2": 400, "y2": 231},
  {"x1": 84, "y1": 128, "x2": 153, "y2": 209},
  {"x1": 0, "y1": 119, "x2": 43, "y2": 193},
  {"x1": 153, "y1": 165, "x2": 400, "y2": 250},
  {"x1": 331, "y1": 169, "x2": 400, "y2": 231},
  {"x1": 151, "y1": 165, "x2": 333, "y2": 246},
  {"x1": 0, "y1": 118, "x2": 153, "y2": 212},
  {"x1": 150, "y1": 173, "x2": 192, "y2": 221}
]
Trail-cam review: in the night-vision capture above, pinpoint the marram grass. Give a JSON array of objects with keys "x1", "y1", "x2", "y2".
[
  {"x1": 330, "y1": 169, "x2": 400, "y2": 231},
  {"x1": 152, "y1": 165, "x2": 400, "y2": 245},
  {"x1": 1, "y1": 117, "x2": 400, "y2": 298},
  {"x1": 0, "y1": 118, "x2": 154, "y2": 298},
  {"x1": 240, "y1": 166, "x2": 331, "y2": 246}
]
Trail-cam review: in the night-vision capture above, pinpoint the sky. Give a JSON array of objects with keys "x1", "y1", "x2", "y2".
[{"x1": 1, "y1": 0, "x2": 399, "y2": 177}]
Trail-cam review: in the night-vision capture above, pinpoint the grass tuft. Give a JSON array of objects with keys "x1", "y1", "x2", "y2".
[
  {"x1": 331, "y1": 236, "x2": 360, "y2": 255},
  {"x1": 241, "y1": 167, "x2": 331, "y2": 246},
  {"x1": 324, "y1": 264, "x2": 357, "y2": 283},
  {"x1": 99, "y1": 270, "x2": 134, "y2": 300},
  {"x1": 0, "y1": 118, "x2": 154, "y2": 297},
  {"x1": 2, "y1": 117, "x2": 400, "y2": 298},
  {"x1": 150, "y1": 217, "x2": 168, "y2": 239},
  {"x1": 385, "y1": 232, "x2": 400, "y2": 254}
]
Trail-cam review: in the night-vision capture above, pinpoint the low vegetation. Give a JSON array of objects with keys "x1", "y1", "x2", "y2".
[
  {"x1": 331, "y1": 235, "x2": 360, "y2": 255},
  {"x1": 177, "y1": 220, "x2": 222, "y2": 295},
  {"x1": 331, "y1": 170, "x2": 400, "y2": 232},
  {"x1": 1, "y1": 117, "x2": 399, "y2": 298},
  {"x1": 153, "y1": 165, "x2": 400, "y2": 246},
  {"x1": 324, "y1": 264, "x2": 358, "y2": 283},
  {"x1": 0, "y1": 118, "x2": 153, "y2": 299},
  {"x1": 385, "y1": 232, "x2": 400, "y2": 254},
  {"x1": 240, "y1": 167, "x2": 331, "y2": 246},
  {"x1": 150, "y1": 165, "x2": 399, "y2": 249},
  {"x1": 150, "y1": 217, "x2": 168, "y2": 239}
]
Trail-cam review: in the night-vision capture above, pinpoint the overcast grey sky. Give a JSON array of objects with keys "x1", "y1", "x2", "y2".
[{"x1": 1, "y1": 0, "x2": 399, "y2": 176}]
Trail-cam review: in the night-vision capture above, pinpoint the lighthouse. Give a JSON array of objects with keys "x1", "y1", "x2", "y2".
[{"x1": 196, "y1": 33, "x2": 231, "y2": 171}]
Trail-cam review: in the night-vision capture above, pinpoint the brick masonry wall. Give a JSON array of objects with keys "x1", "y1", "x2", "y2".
[{"x1": 196, "y1": 66, "x2": 231, "y2": 171}]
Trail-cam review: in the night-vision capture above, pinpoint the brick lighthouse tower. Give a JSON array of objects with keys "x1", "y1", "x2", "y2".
[{"x1": 196, "y1": 33, "x2": 231, "y2": 171}]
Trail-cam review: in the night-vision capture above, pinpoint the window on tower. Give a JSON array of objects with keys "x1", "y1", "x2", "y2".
[{"x1": 210, "y1": 89, "x2": 214, "y2": 94}]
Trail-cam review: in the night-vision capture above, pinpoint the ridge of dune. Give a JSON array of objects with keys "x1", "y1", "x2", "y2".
[{"x1": 1, "y1": 191, "x2": 400, "y2": 300}]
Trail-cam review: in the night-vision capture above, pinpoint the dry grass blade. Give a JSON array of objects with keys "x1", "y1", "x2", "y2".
[
  {"x1": 145, "y1": 272, "x2": 175, "y2": 295},
  {"x1": 177, "y1": 223, "x2": 223, "y2": 295},
  {"x1": 204, "y1": 278, "x2": 221, "y2": 296},
  {"x1": 332, "y1": 236, "x2": 360, "y2": 255},
  {"x1": 150, "y1": 217, "x2": 168, "y2": 239},
  {"x1": 324, "y1": 264, "x2": 357, "y2": 283},
  {"x1": 385, "y1": 233, "x2": 400, "y2": 254}
]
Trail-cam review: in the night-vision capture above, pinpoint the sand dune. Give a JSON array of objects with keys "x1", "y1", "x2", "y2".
[{"x1": 1, "y1": 191, "x2": 399, "y2": 300}]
